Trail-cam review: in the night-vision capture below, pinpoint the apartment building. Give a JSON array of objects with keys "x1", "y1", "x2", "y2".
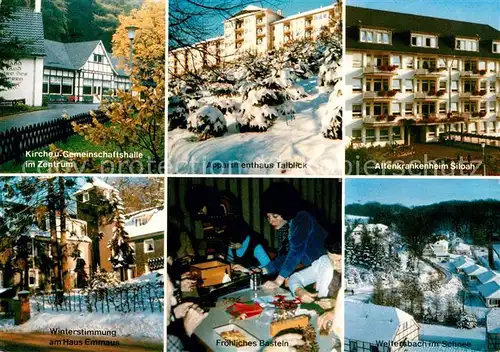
[
  {"x1": 345, "y1": 6, "x2": 500, "y2": 147},
  {"x1": 169, "y1": 3, "x2": 337, "y2": 76}
]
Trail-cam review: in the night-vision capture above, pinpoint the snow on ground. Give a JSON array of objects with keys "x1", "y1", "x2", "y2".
[
  {"x1": 419, "y1": 324, "x2": 486, "y2": 351},
  {"x1": 168, "y1": 79, "x2": 343, "y2": 175},
  {"x1": 345, "y1": 214, "x2": 370, "y2": 224},
  {"x1": 0, "y1": 311, "x2": 163, "y2": 341}
]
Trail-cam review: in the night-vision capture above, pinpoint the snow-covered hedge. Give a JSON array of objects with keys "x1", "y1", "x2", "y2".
[
  {"x1": 187, "y1": 105, "x2": 227, "y2": 140},
  {"x1": 167, "y1": 95, "x2": 188, "y2": 130}
]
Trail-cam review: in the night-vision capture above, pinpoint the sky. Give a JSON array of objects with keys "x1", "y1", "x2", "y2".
[
  {"x1": 346, "y1": 179, "x2": 500, "y2": 207},
  {"x1": 348, "y1": 0, "x2": 500, "y2": 30},
  {"x1": 171, "y1": 0, "x2": 335, "y2": 43}
]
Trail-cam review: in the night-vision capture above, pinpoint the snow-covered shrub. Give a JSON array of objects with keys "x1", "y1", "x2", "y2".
[
  {"x1": 322, "y1": 85, "x2": 342, "y2": 139},
  {"x1": 87, "y1": 266, "x2": 121, "y2": 290},
  {"x1": 187, "y1": 105, "x2": 227, "y2": 140},
  {"x1": 457, "y1": 311, "x2": 478, "y2": 329},
  {"x1": 167, "y1": 94, "x2": 188, "y2": 130}
]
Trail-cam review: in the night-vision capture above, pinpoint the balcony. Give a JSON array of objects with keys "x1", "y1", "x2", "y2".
[
  {"x1": 363, "y1": 65, "x2": 398, "y2": 76},
  {"x1": 363, "y1": 115, "x2": 398, "y2": 125},
  {"x1": 460, "y1": 70, "x2": 485, "y2": 78},
  {"x1": 463, "y1": 111, "x2": 487, "y2": 121},
  {"x1": 459, "y1": 91, "x2": 486, "y2": 100},
  {"x1": 256, "y1": 30, "x2": 265, "y2": 37},
  {"x1": 414, "y1": 90, "x2": 447, "y2": 100},
  {"x1": 363, "y1": 90, "x2": 397, "y2": 100},
  {"x1": 411, "y1": 114, "x2": 466, "y2": 125},
  {"x1": 414, "y1": 68, "x2": 447, "y2": 77}
]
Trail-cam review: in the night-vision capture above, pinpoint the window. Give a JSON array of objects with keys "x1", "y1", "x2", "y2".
[
  {"x1": 352, "y1": 129, "x2": 362, "y2": 140},
  {"x1": 349, "y1": 341, "x2": 358, "y2": 352},
  {"x1": 429, "y1": 125, "x2": 437, "y2": 136},
  {"x1": 421, "y1": 102, "x2": 436, "y2": 115},
  {"x1": 62, "y1": 78, "x2": 72, "y2": 95},
  {"x1": 488, "y1": 61, "x2": 496, "y2": 72},
  {"x1": 373, "y1": 103, "x2": 389, "y2": 116},
  {"x1": 352, "y1": 79, "x2": 362, "y2": 92},
  {"x1": 360, "y1": 28, "x2": 391, "y2": 44},
  {"x1": 464, "y1": 60, "x2": 478, "y2": 72},
  {"x1": 82, "y1": 192, "x2": 89, "y2": 203},
  {"x1": 134, "y1": 216, "x2": 148, "y2": 226},
  {"x1": 380, "y1": 128, "x2": 389, "y2": 141},
  {"x1": 439, "y1": 102, "x2": 446, "y2": 113},
  {"x1": 405, "y1": 79, "x2": 413, "y2": 92},
  {"x1": 366, "y1": 129, "x2": 375, "y2": 141},
  {"x1": 451, "y1": 80, "x2": 458, "y2": 92},
  {"x1": 493, "y1": 42, "x2": 500, "y2": 53},
  {"x1": 456, "y1": 38, "x2": 479, "y2": 52},
  {"x1": 42, "y1": 75, "x2": 49, "y2": 94},
  {"x1": 392, "y1": 56, "x2": 401, "y2": 67},
  {"x1": 352, "y1": 104, "x2": 362, "y2": 118},
  {"x1": 411, "y1": 34, "x2": 438, "y2": 48},
  {"x1": 451, "y1": 102, "x2": 458, "y2": 112},
  {"x1": 392, "y1": 79, "x2": 401, "y2": 92},
  {"x1": 439, "y1": 80, "x2": 446, "y2": 90},
  {"x1": 93, "y1": 54, "x2": 103, "y2": 63},
  {"x1": 463, "y1": 80, "x2": 476, "y2": 93},
  {"x1": 420, "y1": 80, "x2": 436, "y2": 93},
  {"x1": 404, "y1": 56, "x2": 414, "y2": 69},
  {"x1": 144, "y1": 239, "x2": 155, "y2": 253},
  {"x1": 405, "y1": 103, "x2": 413, "y2": 115},
  {"x1": 420, "y1": 57, "x2": 436, "y2": 70},
  {"x1": 392, "y1": 126, "x2": 401, "y2": 139},
  {"x1": 352, "y1": 53, "x2": 362, "y2": 67},
  {"x1": 392, "y1": 102, "x2": 401, "y2": 116}
]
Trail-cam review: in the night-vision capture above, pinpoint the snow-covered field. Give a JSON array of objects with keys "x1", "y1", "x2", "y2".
[
  {"x1": 168, "y1": 80, "x2": 343, "y2": 175},
  {"x1": 0, "y1": 311, "x2": 163, "y2": 341}
]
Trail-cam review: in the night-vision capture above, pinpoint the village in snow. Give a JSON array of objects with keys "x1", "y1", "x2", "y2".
[{"x1": 344, "y1": 179, "x2": 500, "y2": 352}]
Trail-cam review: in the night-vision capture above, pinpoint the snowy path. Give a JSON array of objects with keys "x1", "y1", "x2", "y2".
[{"x1": 168, "y1": 88, "x2": 343, "y2": 175}]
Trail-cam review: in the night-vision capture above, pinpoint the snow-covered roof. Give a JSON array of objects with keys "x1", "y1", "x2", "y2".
[
  {"x1": 74, "y1": 177, "x2": 117, "y2": 195},
  {"x1": 272, "y1": 4, "x2": 335, "y2": 25},
  {"x1": 434, "y1": 239, "x2": 448, "y2": 247},
  {"x1": 345, "y1": 301, "x2": 415, "y2": 344},
  {"x1": 225, "y1": 5, "x2": 269, "y2": 21},
  {"x1": 487, "y1": 309, "x2": 500, "y2": 333},
  {"x1": 452, "y1": 256, "x2": 474, "y2": 269},
  {"x1": 455, "y1": 243, "x2": 470, "y2": 251},
  {"x1": 479, "y1": 281, "x2": 500, "y2": 299},
  {"x1": 345, "y1": 214, "x2": 370, "y2": 223},
  {"x1": 125, "y1": 207, "x2": 164, "y2": 239},
  {"x1": 463, "y1": 264, "x2": 487, "y2": 276},
  {"x1": 477, "y1": 270, "x2": 500, "y2": 285},
  {"x1": 353, "y1": 223, "x2": 389, "y2": 233}
]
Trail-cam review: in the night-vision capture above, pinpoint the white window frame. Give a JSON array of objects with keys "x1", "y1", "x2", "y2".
[
  {"x1": 82, "y1": 192, "x2": 89, "y2": 203},
  {"x1": 411, "y1": 33, "x2": 438, "y2": 48},
  {"x1": 455, "y1": 38, "x2": 479, "y2": 52},
  {"x1": 360, "y1": 28, "x2": 391, "y2": 45},
  {"x1": 493, "y1": 42, "x2": 500, "y2": 54},
  {"x1": 144, "y1": 239, "x2": 155, "y2": 253}
]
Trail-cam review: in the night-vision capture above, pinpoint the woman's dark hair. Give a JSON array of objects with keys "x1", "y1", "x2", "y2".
[
  {"x1": 261, "y1": 182, "x2": 302, "y2": 220},
  {"x1": 325, "y1": 231, "x2": 341, "y2": 255},
  {"x1": 224, "y1": 217, "x2": 268, "y2": 248}
]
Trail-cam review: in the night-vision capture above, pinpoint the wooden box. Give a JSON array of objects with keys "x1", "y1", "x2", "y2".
[
  {"x1": 190, "y1": 260, "x2": 230, "y2": 287},
  {"x1": 270, "y1": 315, "x2": 310, "y2": 337}
]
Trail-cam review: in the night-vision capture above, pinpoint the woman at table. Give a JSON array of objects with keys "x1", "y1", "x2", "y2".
[
  {"x1": 288, "y1": 234, "x2": 343, "y2": 335},
  {"x1": 225, "y1": 218, "x2": 271, "y2": 272},
  {"x1": 166, "y1": 273, "x2": 305, "y2": 352},
  {"x1": 260, "y1": 182, "x2": 328, "y2": 290}
]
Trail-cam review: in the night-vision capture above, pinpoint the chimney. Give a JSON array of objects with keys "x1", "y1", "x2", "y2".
[
  {"x1": 277, "y1": 9, "x2": 282, "y2": 16},
  {"x1": 35, "y1": 0, "x2": 41, "y2": 12}
]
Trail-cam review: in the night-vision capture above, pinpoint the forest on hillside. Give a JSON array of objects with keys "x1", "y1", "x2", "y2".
[
  {"x1": 10, "y1": 0, "x2": 144, "y2": 50},
  {"x1": 346, "y1": 200, "x2": 500, "y2": 266}
]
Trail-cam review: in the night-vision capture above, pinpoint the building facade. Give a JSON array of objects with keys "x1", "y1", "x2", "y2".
[
  {"x1": 345, "y1": 301, "x2": 420, "y2": 352},
  {"x1": 345, "y1": 6, "x2": 500, "y2": 147},
  {"x1": 124, "y1": 207, "x2": 165, "y2": 277},
  {"x1": 0, "y1": 5, "x2": 44, "y2": 106},
  {"x1": 44, "y1": 40, "x2": 131, "y2": 104},
  {"x1": 169, "y1": 3, "x2": 337, "y2": 76},
  {"x1": 0, "y1": 0, "x2": 131, "y2": 107}
]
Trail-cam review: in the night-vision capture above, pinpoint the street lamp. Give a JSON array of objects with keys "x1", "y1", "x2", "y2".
[
  {"x1": 481, "y1": 142, "x2": 486, "y2": 176},
  {"x1": 126, "y1": 25, "x2": 138, "y2": 73}
]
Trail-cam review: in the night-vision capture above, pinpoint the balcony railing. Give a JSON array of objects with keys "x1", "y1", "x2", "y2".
[
  {"x1": 459, "y1": 91, "x2": 486, "y2": 99},
  {"x1": 460, "y1": 70, "x2": 485, "y2": 78},
  {"x1": 363, "y1": 65, "x2": 398, "y2": 75},
  {"x1": 414, "y1": 68, "x2": 447, "y2": 76},
  {"x1": 414, "y1": 90, "x2": 447, "y2": 99},
  {"x1": 363, "y1": 90, "x2": 397, "y2": 99}
]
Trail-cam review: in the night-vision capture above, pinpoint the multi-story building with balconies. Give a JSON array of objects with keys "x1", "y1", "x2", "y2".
[
  {"x1": 169, "y1": 3, "x2": 337, "y2": 76},
  {"x1": 345, "y1": 6, "x2": 500, "y2": 147}
]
